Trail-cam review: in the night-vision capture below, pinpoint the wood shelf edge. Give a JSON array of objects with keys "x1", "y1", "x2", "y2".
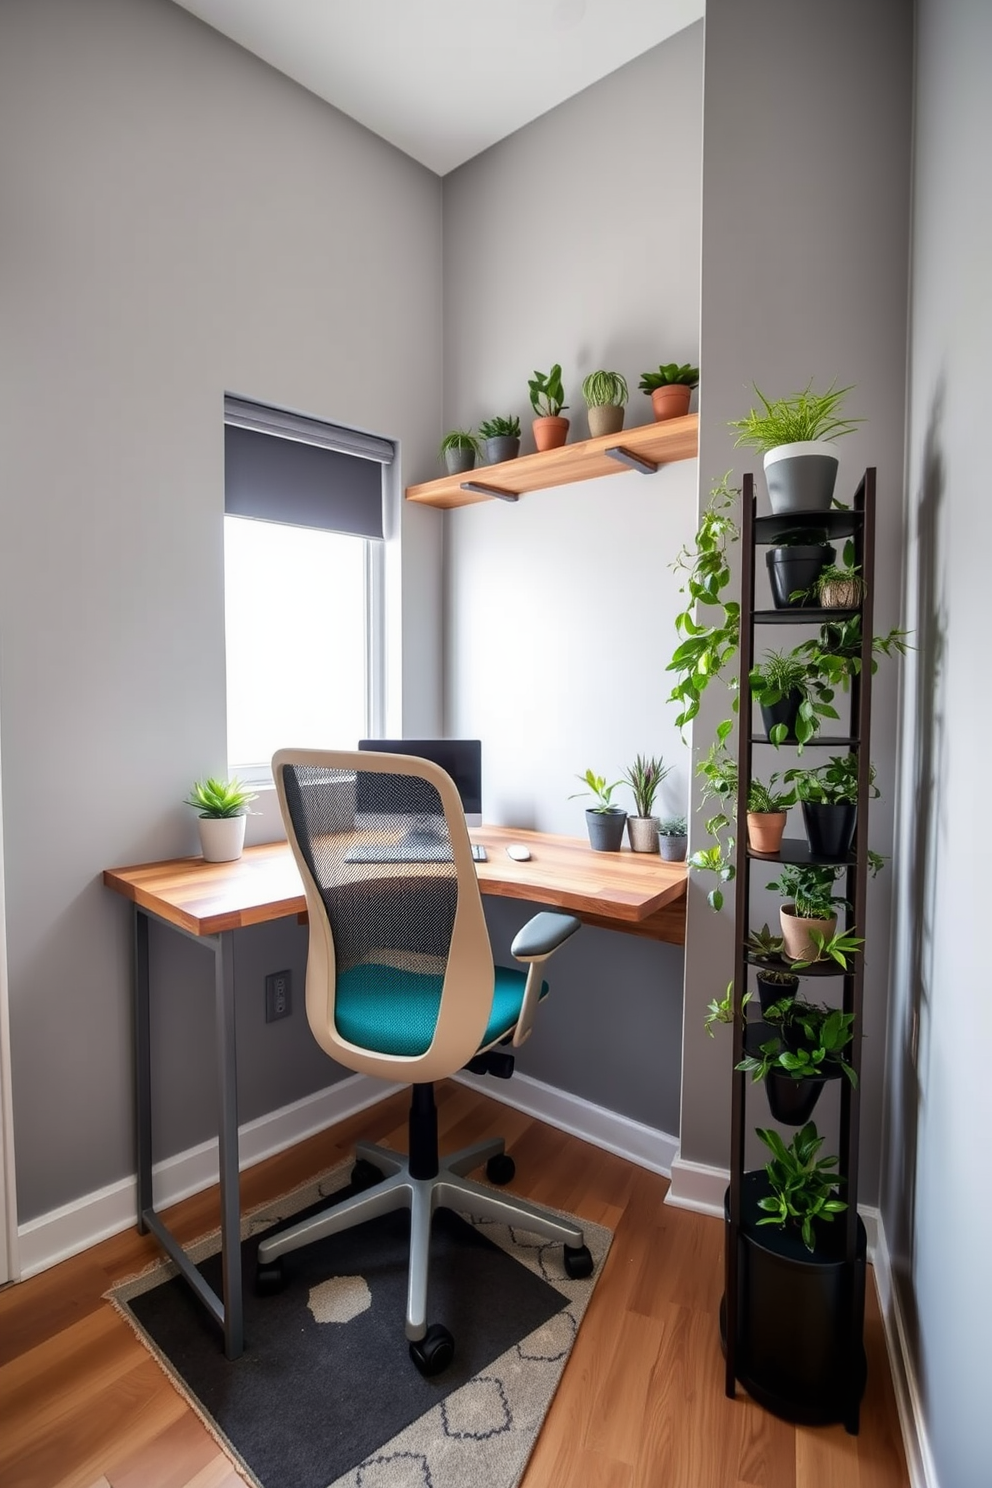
[{"x1": 405, "y1": 413, "x2": 699, "y2": 510}]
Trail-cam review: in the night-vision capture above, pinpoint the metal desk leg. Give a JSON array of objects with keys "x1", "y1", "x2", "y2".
[
  {"x1": 133, "y1": 908, "x2": 152, "y2": 1233},
  {"x1": 214, "y1": 928, "x2": 243, "y2": 1359}
]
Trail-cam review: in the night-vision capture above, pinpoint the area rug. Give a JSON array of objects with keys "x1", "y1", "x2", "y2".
[{"x1": 107, "y1": 1161, "x2": 612, "y2": 1488}]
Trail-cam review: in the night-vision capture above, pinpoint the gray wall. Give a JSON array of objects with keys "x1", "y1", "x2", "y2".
[
  {"x1": 0, "y1": 0, "x2": 444, "y2": 1221},
  {"x1": 680, "y1": 0, "x2": 913, "y2": 1198},
  {"x1": 885, "y1": 2, "x2": 992, "y2": 1483},
  {"x1": 440, "y1": 27, "x2": 704, "y2": 1130}
]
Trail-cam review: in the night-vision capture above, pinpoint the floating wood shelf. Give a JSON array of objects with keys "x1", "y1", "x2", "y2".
[{"x1": 405, "y1": 413, "x2": 699, "y2": 510}]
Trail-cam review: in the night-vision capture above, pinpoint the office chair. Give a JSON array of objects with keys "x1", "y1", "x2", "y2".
[{"x1": 257, "y1": 747, "x2": 592, "y2": 1375}]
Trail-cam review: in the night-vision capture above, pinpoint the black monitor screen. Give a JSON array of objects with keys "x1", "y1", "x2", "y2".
[{"x1": 357, "y1": 739, "x2": 482, "y2": 820}]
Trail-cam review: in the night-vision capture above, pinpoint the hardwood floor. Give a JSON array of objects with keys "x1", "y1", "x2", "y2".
[{"x1": 0, "y1": 1082, "x2": 909, "y2": 1488}]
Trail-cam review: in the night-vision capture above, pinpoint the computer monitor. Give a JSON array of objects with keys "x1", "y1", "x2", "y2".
[{"x1": 357, "y1": 738, "x2": 482, "y2": 826}]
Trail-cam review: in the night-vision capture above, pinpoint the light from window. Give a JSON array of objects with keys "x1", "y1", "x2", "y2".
[{"x1": 224, "y1": 515, "x2": 368, "y2": 774}]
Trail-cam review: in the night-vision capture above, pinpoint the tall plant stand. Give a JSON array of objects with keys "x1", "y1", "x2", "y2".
[{"x1": 721, "y1": 469, "x2": 877, "y2": 1434}]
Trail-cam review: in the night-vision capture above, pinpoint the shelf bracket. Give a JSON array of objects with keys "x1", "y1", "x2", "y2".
[
  {"x1": 459, "y1": 480, "x2": 520, "y2": 503},
  {"x1": 604, "y1": 445, "x2": 659, "y2": 475}
]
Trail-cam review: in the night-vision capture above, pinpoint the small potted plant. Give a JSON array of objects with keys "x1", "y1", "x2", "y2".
[
  {"x1": 745, "y1": 773, "x2": 797, "y2": 855},
  {"x1": 528, "y1": 364, "x2": 569, "y2": 451},
  {"x1": 753, "y1": 1120, "x2": 848, "y2": 1252},
  {"x1": 439, "y1": 428, "x2": 480, "y2": 476},
  {"x1": 746, "y1": 924, "x2": 801, "y2": 1013},
  {"x1": 569, "y1": 768, "x2": 626, "y2": 851},
  {"x1": 749, "y1": 646, "x2": 839, "y2": 750},
  {"x1": 185, "y1": 776, "x2": 257, "y2": 862},
  {"x1": 765, "y1": 526, "x2": 836, "y2": 610},
  {"x1": 478, "y1": 414, "x2": 521, "y2": 465},
  {"x1": 728, "y1": 380, "x2": 863, "y2": 514},
  {"x1": 581, "y1": 369, "x2": 629, "y2": 438},
  {"x1": 657, "y1": 815, "x2": 688, "y2": 862},
  {"x1": 621, "y1": 752, "x2": 671, "y2": 852},
  {"x1": 785, "y1": 753, "x2": 877, "y2": 860},
  {"x1": 637, "y1": 362, "x2": 699, "y2": 422},
  {"x1": 765, "y1": 862, "x2": 847, "y2": 962},
  {"x1": 738, "y1": 997, "x2": 857, "y2": 1126}
]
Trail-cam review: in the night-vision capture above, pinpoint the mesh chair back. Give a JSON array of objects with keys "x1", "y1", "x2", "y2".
[{"x1": 273, "y1": 748, "x2": 495, "y2": 1083}]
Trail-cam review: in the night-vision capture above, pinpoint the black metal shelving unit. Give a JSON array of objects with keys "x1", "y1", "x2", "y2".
[{"x1": 722, "y1": 469, "x2": 877, "y2": 1434}]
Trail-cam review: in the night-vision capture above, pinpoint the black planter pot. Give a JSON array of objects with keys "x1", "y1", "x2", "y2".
[
  {"x1": 722, "y1": 1171, "x2": 867, "y2": 1427},
  {"x1": 756, "y1": 972, "x2": 800, "y2": 1015},
  {"x1": 759, "y1": 689, "x2": 802, "y2": 743},
  {"x1": 765, "y1": 1068, "x2": 827, "y2": 1125},
  {"x1": 802, "y1": 801, "x2": 857, "y2": 859},
  {"x1": 766, "y1": 544, "x2": 835, "y2": 609},
  {"x1": 585, "y1": 808, "x2": 627, "y2": 852}
]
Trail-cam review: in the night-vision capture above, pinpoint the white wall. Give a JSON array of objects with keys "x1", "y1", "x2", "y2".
[
  {"x1": 440, "y1": 27, "x2": 703, "y2": 1128},
  {"x1": 886, "y1": 2, "x2": 992, "y2": 1482},
  {"x1": 0, "y1": 0, "x2": 444, "y2": 1222}
]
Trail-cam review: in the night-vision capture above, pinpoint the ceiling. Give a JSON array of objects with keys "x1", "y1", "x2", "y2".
[{"x1": 171, "y1": 0, "x2": 705, "y2": 176}]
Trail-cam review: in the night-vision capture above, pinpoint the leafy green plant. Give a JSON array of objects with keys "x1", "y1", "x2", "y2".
[
  {"x1": 704, "y1": 979, "x2": 751, "y2": 1037},
  {"x1": 790, "y1": 926, "x2": 865, "y2": 971},
  {"x1": 581, "y1": 370, "x2": 628, "y2": 408},
  {"x1": 438, "y1": 428, "x2": 480, "y2": 460},
  {"x1": 621, "y1": 753, "x2": 671, "y2": 819},
  {"x1": 658, "y1": 815, "x2": 687, "y2": 836},
  {"x1": 791, "y1": 560, "x2": 865, "y2": 608},
  {"x1": 749, "y1": 647, "x2": 840, "y2": 750},
  {"x1": 747, "y1": 774, "x2": 796, "y2": 814},
  {"x1": 569, "y1": 769, "x2": 623, "y2": 814},
  {"x1": 738, "y1": 999, "x2": 857, "y2": 1087},
  {"x1": 528, "y1": 364, "x2": 568, "y2": 418},
  {"x1": 766, "y1": 862, "x2": 847, "y2": 921},
  {"x1": 807, "y1": 614, "x2": 911, "y2": 694},
  {"x1": 728, "y1": 380, "x2": 862, "y2": 454},
  {"x1": 638, "y1": 362, "x2": 699, "y2": 392},
  {"x1": 477, "y1": 414, "x2": 520, "y2": 439},
  {"x1": 185, "y1": 777, "x2": 257, "y2": 818},
  {"x1": 785, "y1": 753, "x2": 878, "y2": 806},
  {"x1": 755, "y1": 1122, "x2": 847, "y2": 1251},
  {"x1": 746, "y1": 923, "x2": 786, "y2": 961},
  {"x1": 667, "y1": 475, "x2": 741, "y2": 733}
]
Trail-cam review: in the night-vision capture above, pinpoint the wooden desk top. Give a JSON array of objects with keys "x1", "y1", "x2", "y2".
[{"x1": 103, "y1": 824, "x2": 687, "y2": 944}]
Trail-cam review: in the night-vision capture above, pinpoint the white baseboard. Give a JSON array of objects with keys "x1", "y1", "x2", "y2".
[
  {"x1": 872, "y1": 1217, "x2": 939, "y2": 1488},
  {"x1": 16, "y1": 1073, "x2": 400, "y2": 1279},
  {"x1": 454, "y1": 1070, "x2": 679, "y2": 1177}
]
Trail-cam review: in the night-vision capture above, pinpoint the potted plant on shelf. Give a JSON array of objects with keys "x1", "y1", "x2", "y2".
[
  {"x1": 569, "y1": 768, "x2": 627, "y2": 852},
  {"x1": 638, "y1": 361, "x2": 699, "y2": 422},
  {"x1": 621, "y1": 752, "x2": 671, "y2": 852},
  {"x1": 738, "y1": 996, "x2": 857, "y2": 1126},
  {"x1": 581, "y1": 369, "x2": 629, "y2": 438},
  {"x1": 785, "y1": 753, "x2": 878, "y2": 860},
  {"x1": 528, "y1": 364, "x2": 569, "y2": 451},
  {"x1": 749, "y1": 646, "x2": 839, "y2": 750},
  {"x1": 185, "y1": 776, "x2": 257, "y2": 863},
  {"x1": 765, "y1": 526, "x2": 836, "y2": 610},
  {"x1": 657, "y1": 815, "x2": 688, "y2": 862},
  {"x1": 439, "y1": 428, "x2": 481, "y2": 476},
  {"x1": 745, "y1": 773, "x2": 797, "y2": 855},
  {"x1": 478, "y1": 414, "x2": 521, "y2": 465},
  {"x1": 753, "y1": 1121, "x2": 848, "y2": 1252},
  {"x1": 746, "y1": 924, "x2": 800, "y2": 1013},
  {"x1": 765, "y1": 862, "x2": 848, "y2": 962},
  {"x1": 728, "y1": 380, "x2": 863, "y2": 514}
]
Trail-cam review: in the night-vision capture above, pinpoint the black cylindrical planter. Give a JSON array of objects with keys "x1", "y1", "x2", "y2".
[
  {"x1": 585, "y1": 808, "x2": 627, "y2": 852},
  {"x1": 764, "y1": 1069, "x2": 827, "y2": 1125},
  {"x1": 802, "y1": 801, "x2": 857, "y2": 859},
  {"x1": 756, "y1": 972, "x2": 799, "y2": 1015},
  {"x1": 722, "y1": 1172, "x2": 867, "y2": 1427},
  {"x1": 760, "y1": 689, "x2": 802, "y2": 742},
  {"x1": 766, "y1": 544, "x2": 835, "y2": 609}
]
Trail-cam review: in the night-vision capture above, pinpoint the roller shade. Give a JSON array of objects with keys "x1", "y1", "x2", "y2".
[{"x1": 223, "y1": 397, "x2": 392, "y2": 539}]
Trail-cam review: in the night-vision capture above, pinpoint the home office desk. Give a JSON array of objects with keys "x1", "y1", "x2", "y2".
[{"x1": 103, "y1": 827, "x2": 687, "y2": 1358}]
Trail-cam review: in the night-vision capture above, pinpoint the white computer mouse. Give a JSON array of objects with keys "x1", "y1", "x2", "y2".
[{"x1": 505, "y1": 843, "x2": 532, "y2": 861}]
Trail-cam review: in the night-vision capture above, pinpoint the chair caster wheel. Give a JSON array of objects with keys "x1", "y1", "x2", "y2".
[
  {"x1": 409, "y1": 1323, "x2": 455, "y2": 1376},
  {"x1": 351, "y1": 1158, "x2": 384, "y2": 1192},
  {"x1": 486, "y1": 1152, "x2": 516, "y2": 1185},
  {"x1": 255, "y1": 1257, "x2": 286, "y2": 1295},
  {"x1": 563, "y1": 1243, "x2": 594, "y2": 1280}
]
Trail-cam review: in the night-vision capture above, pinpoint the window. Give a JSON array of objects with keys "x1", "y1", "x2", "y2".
[{"x1": 223, "y1": 398, "x2": 393, "y2": 783}]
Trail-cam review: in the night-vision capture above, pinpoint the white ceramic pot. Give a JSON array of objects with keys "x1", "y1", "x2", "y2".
[
  {"x1": 763, "y1": 440, "x2": 839, "y2": 513},
  {"x1": 627, "y1": 815, "x2": 660, "y2": 853},
  {"x1": 198, "y1": 814, "x2": 247, "y2": 863}
]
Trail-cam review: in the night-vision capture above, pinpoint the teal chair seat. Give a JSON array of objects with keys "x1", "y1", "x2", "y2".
[{"x1": 335, "y1": 962, "x2": 548, "y2": 1058}]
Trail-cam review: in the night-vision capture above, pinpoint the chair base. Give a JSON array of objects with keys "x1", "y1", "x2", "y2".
[{"x1": 256, "y1": 1088, "x2": 587, "y2": 1350}]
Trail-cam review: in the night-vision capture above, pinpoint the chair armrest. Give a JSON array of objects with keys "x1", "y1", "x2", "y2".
[
  {"x1": 511, "y1": 911, "x2": 582, "y2": 961},
  {"x1": 510, "y1": 912, "x2": 581, "y2": 1048}
]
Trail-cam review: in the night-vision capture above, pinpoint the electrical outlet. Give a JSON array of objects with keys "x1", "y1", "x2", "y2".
[{"x1": 265, "y1": 970, "x2": 292, "y2": 1023}]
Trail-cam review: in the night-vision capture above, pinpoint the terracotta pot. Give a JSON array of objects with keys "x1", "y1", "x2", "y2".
[
  {"x1": 747, "y1": 811, "x2": 787, "y2": 855},
  {"x1": 586, "y1": 404, "x2": 624, "y2": 438},
  {"x1": 650, "y1": 385, "x2": 692, "y2": 421},
  {"x1": 780, "y1": 904, "x2": 836, "y2": 963},
  {"x1": 532, "y1": 416, "x2": 569, "y2": 451},
  {"x1": 627, "y1": 815, "x2": 660, "y2": 853}
]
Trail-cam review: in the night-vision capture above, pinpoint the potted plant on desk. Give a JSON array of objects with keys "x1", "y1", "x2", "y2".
[
  {"x1": 569, "y1": 768, "x2": 626, "y2": 852},
  {"x1": 185, "y1": 776, "x2": 257, "y2": 862},
  {"x1": 621, "y1": 752, "x2": 671, "y2": 852},
  {"x1": 657, "y1": 815, "x2": 688, "y2": 862}
]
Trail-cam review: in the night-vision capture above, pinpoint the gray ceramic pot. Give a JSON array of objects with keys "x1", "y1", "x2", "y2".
[
  {"x1": 586, "y1": 808, "x2": 627, "y2": 852},
  {"x1": 763, "y1": 440, "x2": 839, "y2": 513},
  {"x1": 443, "y1": 446, "x2": 477, "y2": 475},
  {"x1": 482, "y1": 435, "x2": 520, "y2": 464},
  {"x1": 658, "y1": 833, "x2": 688, "y2": 862}
]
